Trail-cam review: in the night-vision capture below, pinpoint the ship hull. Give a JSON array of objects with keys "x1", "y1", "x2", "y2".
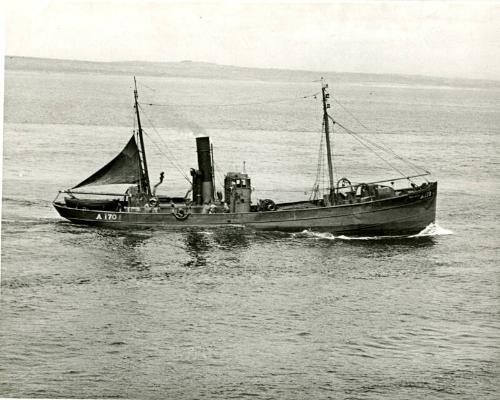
[{"x1": 53, "y1": 183, "x2": 437, "y2": 235}]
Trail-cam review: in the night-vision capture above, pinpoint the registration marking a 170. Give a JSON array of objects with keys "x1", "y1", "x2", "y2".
[{"x1": 96, "y1": 213, "x2": 118, "y2": 220}]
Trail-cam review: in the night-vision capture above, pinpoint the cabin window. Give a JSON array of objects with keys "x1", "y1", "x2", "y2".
[
  {"x1": 236, "y1": 179, "x2": 241, "y2": 187},
  {"x1": 241, "y1": 179, "x2": 247, "y2": 187},
  {"x1": 241, "y1": 199, "x2": 245, "y2": 203}
]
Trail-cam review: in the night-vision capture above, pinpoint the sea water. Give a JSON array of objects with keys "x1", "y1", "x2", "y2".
[{"x1": 1, "y1": 62, "x2": 499, "y2": 399}]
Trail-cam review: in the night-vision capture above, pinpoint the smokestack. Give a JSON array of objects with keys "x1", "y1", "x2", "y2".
[{"x1": 196, "y1": 137, "x2": 214, "y2": 203}]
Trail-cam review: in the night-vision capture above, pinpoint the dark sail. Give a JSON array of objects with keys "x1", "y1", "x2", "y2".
[{"x1": 73, "y1": 135, "x2": 143, "y2": 189}]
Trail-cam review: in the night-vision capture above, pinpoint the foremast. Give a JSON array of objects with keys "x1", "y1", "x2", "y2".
[
  {"x1": 134, "y1": 76, "x2": 151, "y2": 196},
  {"x1": 321, "y1": 79, "x2": 335, "y2": 204}
]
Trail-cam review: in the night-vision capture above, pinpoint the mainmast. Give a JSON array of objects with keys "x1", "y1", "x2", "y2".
[
  {"x1": 321, "y1": 79, "x2": 335, "y2": 203},
  {"x1": 133, "y1": 76, "x2": 151, "y2": 196}
]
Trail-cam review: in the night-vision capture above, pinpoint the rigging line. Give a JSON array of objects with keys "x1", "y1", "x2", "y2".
[
  {"x1": 316, "y1": 120, "x2": 325, "y2": 180},
  {"x1": 212, "y1": 161, "x2": 226, "y2": 190},
  {"x1": 345, "y1": 125, "x2": 427, "y2": 175},
  {"x1": 139, "y1": 92, "x2": 321, "y2": 108},
  {"x1": 330, "y1": 117, "x2": 409, "y2": 178},
  {"x1": 335, "y1": 120, "x2": 410, "y2": 180},
  {"x1": 138, "y1": 104, "x2": 192, "y2": 181},
  {"x1": 356, "y1": 133, "x2": 428, "y2": 176},
  {"x1": 210, "y1": 145, "x2": 227, "y2": 186},
  {"x1": 321, "y1": 128, "x2": 326, "y2": 195},
  {"x1": 339, "y1": 120, "x2": 424, "y2": 175},
  {"x1": 311, "y1": 120, "x2": 325, "y2": 199},
  {"x1": 332, "y1": 118, "x2": 405, "y2": 176},
  {"x1": 328, "y1": 99, "x2": 426, "y2": 175},
  {"x1": 334, "y1": 118, "x2": 428, "y2": 176},
  {"x1": 330, "y1": 96, "x2": 428, "y2": 174},
  {"x1": 141, "y1": 129, "x2": 192, "y2": 184},
  {"x1": 142, "y1": 127, "x2": 191, "y2": 183},
  {"x1": 312, "y1": 124, "x2": 324, "y2": 192},
  {"x1": 331, "y1": 96, "x2": 374, "y2": 132},
  {"x1": 331, "y1": 123, "x2": 338, "y2": 185},
  {"x1": 314, "y1": 122, "x2": 324, "y2": 194},
  {"x1": 138, "y1": 82, "x2": 156, "y2": 92},
  {"x1": 322, "y1": 144, "x2": 326, "y2": 195},
  {"x1": 335, "y1": 100, "x2": 428, "y2": 175}
]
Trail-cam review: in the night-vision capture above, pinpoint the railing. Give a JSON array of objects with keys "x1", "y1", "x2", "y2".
[
  {"x1": 59, "y1": 190, "x2": 128, "y2": 196},
  {"x1": 334, "y1": 173, "x2": 430, "y2": 191},
  {"x1": 356, "y1": 173, "x2": 430, "y2": 186},
  {"x1": 53, "y1": 190, "x2": 128, "y2": 203}
]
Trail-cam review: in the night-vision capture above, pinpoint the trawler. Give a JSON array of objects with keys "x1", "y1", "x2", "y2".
[{"x1": 53, "y1": 78, "x2": 437, "y2": 234}]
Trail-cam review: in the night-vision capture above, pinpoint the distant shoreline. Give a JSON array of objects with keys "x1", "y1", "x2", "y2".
[{"x1": 5, "y1": 55, "x2": 500, "y2": 89}]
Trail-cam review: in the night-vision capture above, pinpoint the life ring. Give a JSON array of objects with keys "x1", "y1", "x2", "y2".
[
  {"x1": 173, "y1": 208, "x2": 190, "y2": 221},
  {"x1": 149, "y1": 197, "x2": 158, "y2": 207},
  {"x1": 259, "y1": 199, "x2": 276, "y2": 212}
]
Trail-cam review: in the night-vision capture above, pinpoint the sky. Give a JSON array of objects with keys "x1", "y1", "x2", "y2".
[{"x1": 4, "y1": 0, "x2": 500, "y2": 80}]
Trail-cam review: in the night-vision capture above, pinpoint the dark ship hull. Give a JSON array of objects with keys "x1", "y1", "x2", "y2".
[
  {"x1": 53, "y1": 78, "x2": 438, "y2": 235},
  {"x1": 53, "y1": 182, "x2": 437, "y2": 234}
]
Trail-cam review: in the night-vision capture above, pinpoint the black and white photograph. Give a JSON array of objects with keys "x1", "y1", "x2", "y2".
[{"x1": 1, "y1": 0, "x2": 499, "y2": 398}]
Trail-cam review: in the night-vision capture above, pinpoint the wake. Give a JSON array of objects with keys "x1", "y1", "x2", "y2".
[{"x1": 294, "y1": 222, "x2": 453, "y2": 241}]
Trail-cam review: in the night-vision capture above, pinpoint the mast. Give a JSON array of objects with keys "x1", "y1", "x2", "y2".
[
  {"x1": 321, "y1": 78, "x2": 335, "y2": 203},
  {"x1": 133, "y1": 76, "x2": 151, "y2": 196},
  {"x1": 210, "y1": 142, "x2": 216, "y2": 199}
]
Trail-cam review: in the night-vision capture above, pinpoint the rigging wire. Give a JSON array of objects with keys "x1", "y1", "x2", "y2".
[
  {"x1": 212, "y1": 159, "x2": 226, "y2": 192},
  {"x1": 330, "y1": 95, "x2": 429, "y2": 176},
  {"x1": 360, "y1": 133, "x2": 429, "y2": 176},
  {"x1": 210, "y1": 145, "x2": 227, "y2": 190},
  {"x1": 139, "y1": 92, "x2": 320, "y2": 108},
  {"x1": 138, "y1": 104, "x2": 192, "y2": 183},
  {"x1": 138, "y1": 91, "x2": 321, "y2": 195},
  {"x1": 138, "y1": 81, "x2": 157, "y2": 92},
  {"x1": 135, "y1": 86, "x2": 429, "y2": 194},
  {"x1": 133, "y1": 107, "x2": 136, "y2": 132},
  {"x1": 331, "y1": 122, "x2": 338, "y2": 186},
  {"x1": 330, "y1": 116, "x2": 410, "y2": 179},
  {"x1": 141, "y1": 129, "x2": 192, "y2": 184},
  {"x1": 310, "y1": 120, "x2": 325, "y2": 200}
]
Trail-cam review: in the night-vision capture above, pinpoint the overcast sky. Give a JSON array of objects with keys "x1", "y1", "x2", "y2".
[{"x1": 5, "y1": 0, "x2": 500, "y2": 80}]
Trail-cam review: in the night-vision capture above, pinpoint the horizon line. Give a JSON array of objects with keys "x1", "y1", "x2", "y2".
[{"x1": 5, "y1": 54, "x2": 500, "y2": 84}]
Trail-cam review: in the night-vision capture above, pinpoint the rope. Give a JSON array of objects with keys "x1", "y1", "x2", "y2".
[
  {"x1": 310, "y1": 121, "x2": 324, "y2": 200},
  {"x1": 138, "y1": 104, "x2": 192, "y2": 183},
  {"x1": 139, "y1": 92, "x2": 320, "y2": 108},
  {"x1": 330, "y1": 96, "x2": 429, "y2": 176},
  {"x1": 138, "y1": 81, "x2": 156, "y2": 92},
  {"x1": 331, "y1": 122, "x2": 337, "y2": 185},
  {"x1": 212, "y1": 160, "x2": 226, "y2": 192},
  {"x1": 142, "y1": 129, "x2": 192, "y2": 184},
  {"x1": 330, "y1": 117, "x2": 409, "y2": 178}
]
